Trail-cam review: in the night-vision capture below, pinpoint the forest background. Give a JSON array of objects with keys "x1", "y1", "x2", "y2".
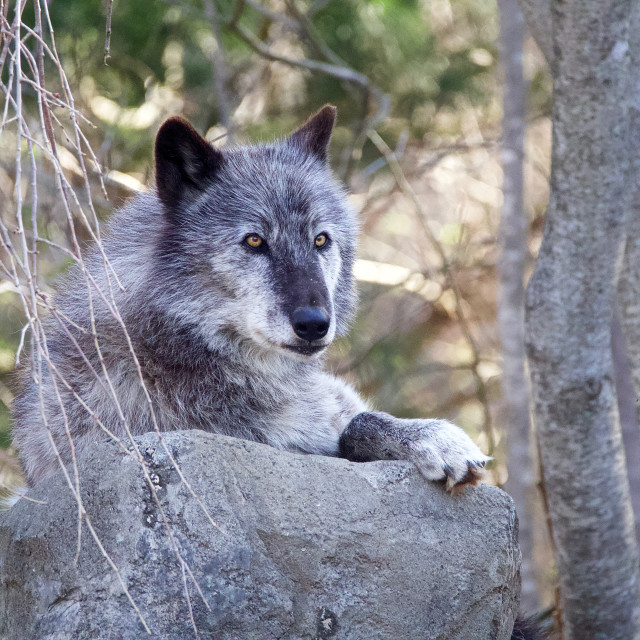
[{"x1": 2, "y1": 0, "x2": 620, "y2": 624}]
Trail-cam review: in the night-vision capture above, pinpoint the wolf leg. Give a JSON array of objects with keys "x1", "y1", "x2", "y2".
[{"x1": 338, "y1": 411, "x2": 490, "y2": 491}]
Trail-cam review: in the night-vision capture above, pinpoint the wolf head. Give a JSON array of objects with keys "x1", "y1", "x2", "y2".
[{"x1": 153, "y1": 106, "x2": 357, "y2": 360}]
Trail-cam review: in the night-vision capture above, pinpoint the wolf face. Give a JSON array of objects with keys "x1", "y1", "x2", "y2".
[{"x1": 153, "y1": 107, "x2": 357, "y2": 360}]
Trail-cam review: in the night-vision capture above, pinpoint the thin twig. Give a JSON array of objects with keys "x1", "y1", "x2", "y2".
[
  {"x1": 104, "y1": 0, "x2": 113, "y2": 64},
  {"x1": 204, "y1": 0, "x2": 234, "y2": 141}
]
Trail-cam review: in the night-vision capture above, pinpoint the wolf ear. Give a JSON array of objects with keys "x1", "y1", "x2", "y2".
[
  {"x1": 155, "y1": 117, "x2": 222, "y2": 211},
  {"x1": 287, "y1": 105, "x2": 337, "y2": 161}
]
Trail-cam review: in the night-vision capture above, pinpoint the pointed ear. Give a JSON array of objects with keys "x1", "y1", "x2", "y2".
[
  {"x1": 155, "y1": 117, "x2": 223, "y2": 210},
  {"x1": 287, "y1": 105, "x2": 337, "y2": 161}
]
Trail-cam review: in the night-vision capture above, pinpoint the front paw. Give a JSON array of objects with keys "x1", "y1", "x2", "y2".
[
  {"x1": 339, "y1": 412, "x2": 490, "y2": 492},
  {"x1": 405, "y1": 419, "x2": 491, "y2": 491}
]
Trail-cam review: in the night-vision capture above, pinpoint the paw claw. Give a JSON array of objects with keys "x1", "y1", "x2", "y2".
[
  {"x1": 470, "y1": 458, "x2": 490, "y2": 470},
  {"x1": 442, "y1": 464, "x2": 455, "y2": 479},
  {"x1": 445, "y1": 462, "x2": 486, "y2": 494}
]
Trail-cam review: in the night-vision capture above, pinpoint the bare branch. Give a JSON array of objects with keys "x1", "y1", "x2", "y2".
[
  {"x1": 204, "y1": 0, "x2": 234, "y2": 140},
  {"x1": 227, "y1": 13, "x2": 374, "y2": 91},
  {"x1": 104, "y1": 0, "x2": 113, "y2": 64}
]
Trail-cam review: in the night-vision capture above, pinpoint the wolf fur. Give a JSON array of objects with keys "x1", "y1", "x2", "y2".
[{"x1": 12, "y1": 106, "x2": 490, "y2": 490}]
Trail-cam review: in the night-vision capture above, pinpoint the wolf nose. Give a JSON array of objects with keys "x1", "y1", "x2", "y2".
[{"x1": 291, "y1": 306, "x2": 330, "y2": 342}]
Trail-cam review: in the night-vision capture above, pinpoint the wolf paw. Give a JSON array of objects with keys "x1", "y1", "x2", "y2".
[
  {"x1": 339, "y1": 412, "x2": 491, "y2": 492},
  {"x1": 404, "y1": 419, "x2": 491, "y2": 492}
]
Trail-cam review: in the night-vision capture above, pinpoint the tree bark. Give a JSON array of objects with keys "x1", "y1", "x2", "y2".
[
  {"x1": 617, "y1": 3, "x2": 640, "y2": 441},
  {"x1": 611, "y1": 309, "x2": 640, "y2": 542},
  {"x1": 524, "y1": 2, "x2": 640, "y2": 638},
  {"x1": 618, "y1": 225, "x2": 640, "y2": 427},
  {"x1": 497, "y1": 0, "x2": 538, "y2": 612},
  {"x1": 616, "y1": 1, "x2": 640, "y2": 547}
]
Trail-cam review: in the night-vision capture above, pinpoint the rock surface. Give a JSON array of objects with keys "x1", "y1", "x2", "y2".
[{"x1": 0, "y1": 431, "x2": 520, "y2": 639}]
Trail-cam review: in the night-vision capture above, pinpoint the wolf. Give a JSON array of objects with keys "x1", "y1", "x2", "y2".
[
  {"x1": 12, "y1": 105, "x2": 490, "y2": 489},
  {"x1": 13, "y1": 107, "x2": 547, "y2": 640}
]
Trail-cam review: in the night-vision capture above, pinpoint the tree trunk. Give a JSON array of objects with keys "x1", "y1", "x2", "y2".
[
  {"x1": 497, "y1": 0, "x2": 538, "y2": 612},
  {"x1": 523, "y1": 2, "x2": 640, "y2": 637},
  {"x1": 611, "y1": 309, "x2": 640, "y2": 542},
  {"x1": 617, "y1": 6, "x2": 640, "y2": 536}
]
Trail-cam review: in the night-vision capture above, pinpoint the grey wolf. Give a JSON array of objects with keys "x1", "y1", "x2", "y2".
[
  {"x1": 12, "y1": 106, "x2": 489, "y2": 489},
  {"x1": 12, "y1": 106, "x2": 545, "y2": 640}
]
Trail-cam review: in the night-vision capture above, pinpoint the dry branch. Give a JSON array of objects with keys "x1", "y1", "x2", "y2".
[{"x1": 497, "y1": 0, "x2": 537, "y2": 611}]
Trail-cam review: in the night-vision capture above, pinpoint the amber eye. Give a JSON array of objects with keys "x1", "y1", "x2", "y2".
[
  {"x1": 245, "y1": 234, "x2": 263, "y2": 248},
  {"x1": 314, "y1": 233, "x2": 328, "y2": 248}
]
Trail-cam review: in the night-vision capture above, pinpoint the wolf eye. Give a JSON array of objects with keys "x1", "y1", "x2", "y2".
[
  {"x1": 245, "y1": 234, "x2": 263, "y2": 249},
  {"x1": 314, "y1": 233, "x2": 328, "y2": 248}
]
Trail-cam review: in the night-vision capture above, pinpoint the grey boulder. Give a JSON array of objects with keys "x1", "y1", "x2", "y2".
[{"x1": 0, "y1": 430, "x2": 520, "y2": 639}]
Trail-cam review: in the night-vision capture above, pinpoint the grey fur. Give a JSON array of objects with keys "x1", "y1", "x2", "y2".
[{"x1": 12, "y1": 107, "x2": 489, "y2": 487}]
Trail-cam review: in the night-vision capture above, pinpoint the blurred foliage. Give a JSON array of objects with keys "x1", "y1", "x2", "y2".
[
  {"x1": 0, "y1": 0, "x2": 552, "y2": 475},
  {"x1": 10, "y1": 0, "x2": 499, "y2": 173}
]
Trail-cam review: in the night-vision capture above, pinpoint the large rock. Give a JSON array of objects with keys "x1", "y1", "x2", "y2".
[{"x1": 0, "y1": 431, "x2": 520, "y2": 639}]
